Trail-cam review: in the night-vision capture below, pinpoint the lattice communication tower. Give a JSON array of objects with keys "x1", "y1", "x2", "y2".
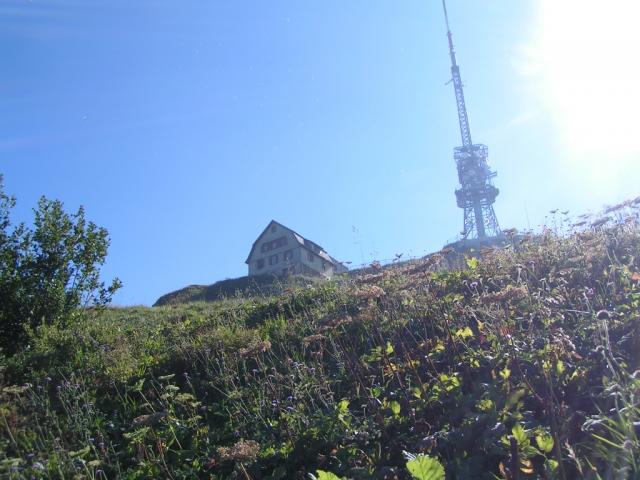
[{"x1": 442, "y1": 0, "x2": 500, "y2": 239}]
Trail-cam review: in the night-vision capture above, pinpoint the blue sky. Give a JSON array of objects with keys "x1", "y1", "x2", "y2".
[{"x1": 2, "y1": 1, "x2": 639, "y2": 305}]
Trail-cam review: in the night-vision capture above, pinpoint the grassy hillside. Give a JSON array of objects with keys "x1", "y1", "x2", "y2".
[
  {"x1": 153, "y1": 275, "x2": 325, "y2": 307},
  {"x1": 1, "y1": 205, "x2": 639, "y2": 479}
]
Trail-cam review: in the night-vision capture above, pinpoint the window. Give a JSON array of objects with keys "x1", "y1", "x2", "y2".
[
  {"x1": 269, "y1": 254, "x2": 279, "y2": 265},
  {"x1": 260, "y1": 236, "x2": 287, "y2": 253},
  {"x1": 307, "y1": 252, "x2": 314, "y2": 262},
  {"x1": 257, "y1": 259, "x2": 265, "y2": 269},
  {"x1": 271, "y1": 224, "x2": 277, "y2": 233},
  {"x1": 322, "y1": 261, "x2": 326, "y2": 271},
  {"x1": 283, "y1": 250, "x2": 293, "y2": 261}
]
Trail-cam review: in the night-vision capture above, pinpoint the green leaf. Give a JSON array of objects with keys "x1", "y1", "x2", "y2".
[
  {"x1": 370, "y1": 386, "x2": 383, "y2": 398},
  {"x1": 337, "y1": 399, "x2": 351, "y2": 426},
  {"x1": 132, "y1": 378, "x2": 145, "y2": 392},
  {"x1": 337, "y1": 399, "x2": 350, "y2": 414},
  {"x1": 68, "y1": 446, "x2": 91, "y2": 458},
  {"x1": 466, "y1": 257, "x2": 479, "y2": 270},
  {"x1": 512, "y1": 424, "x2": 528, "y2": 445},
  {"x1": 544, "y1": 458, "x2": 559, "y2": 473},
  {"x1": 362, "y1": 343, "x2": 393, "y2": 363},
  {"x1": 309, "y1": 471, "x2": 344, "y2": 480},
  {"x1": 439, "y1": 373, "x2": 460, "y2": 392},
  {"x1": 535, "y1": 432, "x2": 554, "y2": 453},
  {"x1": 406, "y1": 454, "x2": 445, "y2": 480},
  {"x1": 389, "y1": 400, "x2": 401, "y2": 416},
  {"x1": 476, "y1": 398, "x2": 494, "y2": 412},
  {"x1": 385, "y1": 341, "x2": 394, "y2": 355},
  {"x1": 455, "y1": 326, "x2": 474, "y2": 339},
  {"x1": 504, "y1": 388, "x2": 526, "y2": 411}
]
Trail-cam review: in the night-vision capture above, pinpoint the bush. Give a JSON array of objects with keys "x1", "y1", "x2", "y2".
[{"x1": 0, "y1": 176, "x2": 121, "y2": 354}]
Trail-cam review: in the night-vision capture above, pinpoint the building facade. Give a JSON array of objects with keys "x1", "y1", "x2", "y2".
[{"x1": 245, "y1": 221, "x2": 348, "y2": 277}]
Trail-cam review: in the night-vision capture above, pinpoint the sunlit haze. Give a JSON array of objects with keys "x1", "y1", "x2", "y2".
[{"x1": 530, "y1": 0, "x2": 640, "y2": 182}]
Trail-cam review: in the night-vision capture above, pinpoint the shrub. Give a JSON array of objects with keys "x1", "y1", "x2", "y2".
[{"x1": 0, "y1": 177, "x2": 121, "y2": 354}]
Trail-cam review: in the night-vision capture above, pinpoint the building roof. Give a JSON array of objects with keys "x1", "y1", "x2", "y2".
[{"x1": 245, "y1": 220, "x2": 342, "y2": 266}]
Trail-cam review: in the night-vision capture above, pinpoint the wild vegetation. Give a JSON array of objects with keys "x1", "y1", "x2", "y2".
[
  {"x1": 0, "y1": 178, "x2": 121, "y2": 355},
  {"x1": 153, "y1": 275, "x2": 324, "y2": 307},
  {"x1": 1, "y1": 196, "x2": 640, "y2": 479}
]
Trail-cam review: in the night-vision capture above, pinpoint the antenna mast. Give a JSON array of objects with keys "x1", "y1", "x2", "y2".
[
  {"x1": 442, "y1": 0, "x2": 472, "y2": 147},
  {"x1": 441, "y1": 0, "x2": 501, "y2": 239}
]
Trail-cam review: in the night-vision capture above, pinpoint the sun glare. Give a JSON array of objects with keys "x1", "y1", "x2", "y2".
[{"x1": 533, "y1": 0, "x2": 640, "y2": 162}]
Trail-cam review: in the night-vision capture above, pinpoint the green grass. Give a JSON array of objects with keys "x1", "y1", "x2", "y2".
[
  {"x1": 1, "y1": 204, "x2": 640, "y2": 479},
  {"x1": 152, "y1": 274, "x2": 325, "y2": 306}
]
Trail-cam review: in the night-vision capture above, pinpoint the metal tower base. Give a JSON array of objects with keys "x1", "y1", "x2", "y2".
[{"x1": 453, "y1": 144, "x2": 501, "y2": 239}]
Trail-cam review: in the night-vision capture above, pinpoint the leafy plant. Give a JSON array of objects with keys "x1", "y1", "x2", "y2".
[
  {"x1": 404, "y1": 452, "x2": 445, "y2": 480},
  {"x1": 309, "y1": 470, "x2": 345, "y2": 480},
  {"x1": 0, "y1": 177, "x2": 121, "y2": 352}
]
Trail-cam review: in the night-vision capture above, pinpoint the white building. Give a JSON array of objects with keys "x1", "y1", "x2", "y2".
[{"x1": 245, "y1": 220, "x2": 348, "y2": 277}]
